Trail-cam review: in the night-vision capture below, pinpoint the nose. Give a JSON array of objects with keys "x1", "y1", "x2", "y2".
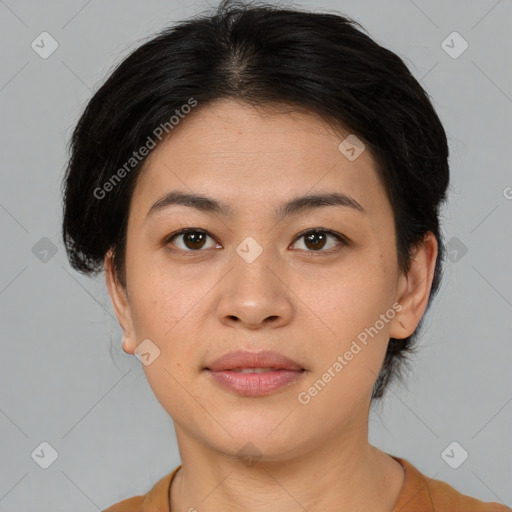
[{"x1": 215, "y1": 251, "x2": 294, "y2": 330}]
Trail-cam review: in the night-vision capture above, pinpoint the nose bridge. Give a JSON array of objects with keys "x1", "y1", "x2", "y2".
[
  {"x1": 215, "y1": 236, "x2": 293, "y2": 328},
  {"x1": 230, "y1": 235, "x2": 278, "y2": 295}
]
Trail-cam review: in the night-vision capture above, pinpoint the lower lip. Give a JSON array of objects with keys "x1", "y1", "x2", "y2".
[{"x1": 205, "y1": 369, "x2": 305, "y2": 396}]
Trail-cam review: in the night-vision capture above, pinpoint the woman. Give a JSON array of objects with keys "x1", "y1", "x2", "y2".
[{"x1": 61, "y1": 1, "x2": 510, "y2": 510}]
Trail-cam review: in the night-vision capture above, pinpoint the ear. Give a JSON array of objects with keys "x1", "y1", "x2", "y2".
[
  {"x1": 104, "y1": 249, "x2": 137, "y2": 354},
  {"x1": 389, "y1": 232, "x2": 438, "y2": 340}
]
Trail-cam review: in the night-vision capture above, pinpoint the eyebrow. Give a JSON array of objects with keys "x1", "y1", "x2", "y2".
[{"x1": 146, "y1": 190, "x2": 366, "y2": 222}]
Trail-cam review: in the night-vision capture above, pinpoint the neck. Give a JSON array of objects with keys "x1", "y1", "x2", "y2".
[{"x1": 170, "y1": 421, "x2": 405, "y2": 512}]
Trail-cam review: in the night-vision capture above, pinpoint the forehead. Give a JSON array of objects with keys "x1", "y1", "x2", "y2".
[{"x1": 130, "y1": 99, "x2": 389, "y2": 221}]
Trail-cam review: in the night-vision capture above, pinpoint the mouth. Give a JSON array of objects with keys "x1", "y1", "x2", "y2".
[
  {"x1": 204, "y1": 349, "x2": 305, "y2": 372},
  {"x1": 204, "y1": 350, "x2": 306, "y2": 396}
]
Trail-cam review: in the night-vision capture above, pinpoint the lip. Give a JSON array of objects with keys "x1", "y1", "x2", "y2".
[
  {"x1": 205, "y1": 350, "x2": 304, "y2": 372},
  {"x1": 204, "y1": 350, "x2": 306, "y2": 397}
]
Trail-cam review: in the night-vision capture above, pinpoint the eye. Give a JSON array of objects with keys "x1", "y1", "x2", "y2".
[
  {"x1": 291, "y1": 229, "x2": 348, "y2": 254},
  {"x1": 165, "y1": 229, "x2": 219, "y2": 252}
]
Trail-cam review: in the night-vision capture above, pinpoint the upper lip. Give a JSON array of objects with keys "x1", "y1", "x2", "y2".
[{"x1": 205, "y1": 350, "x2": 305, "y2": 372}]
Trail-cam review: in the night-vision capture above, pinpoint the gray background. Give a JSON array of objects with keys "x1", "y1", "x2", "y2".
[{"x1": 1, "y1": 0, "x2": 511, "y2": 510}]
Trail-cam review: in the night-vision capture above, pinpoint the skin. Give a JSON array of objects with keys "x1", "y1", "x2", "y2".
[{"x1": 105, "y1": 98, "x2": 437, "y2": 511}]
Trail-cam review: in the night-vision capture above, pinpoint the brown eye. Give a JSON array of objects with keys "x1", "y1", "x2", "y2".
[
  {"x1": 166, "y1": 229, "x2": 218, "y2": 251},
  {"x1": 291, "y1": 229, "x2": 347, "y2": 253}
]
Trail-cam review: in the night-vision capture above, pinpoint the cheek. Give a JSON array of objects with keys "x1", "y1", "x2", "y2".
[
  {"x1": 127, "y1": 249, "x2": 193, "y2": 331},
  {"x1": 128, "y1": 271, "x2": 202, "y2": 414},
  {"x1": 297, "y1": 254, "x2": 396, "y2": 340},
  {"x1": 295, "y1": 279, "x2": 395, "y2": 420},
  {"x1": 126, "y1": 263, "x2": 203, "y2": 370},
  {"x1": 294, "y1": 253, "x2": 397, "y2": 402}
]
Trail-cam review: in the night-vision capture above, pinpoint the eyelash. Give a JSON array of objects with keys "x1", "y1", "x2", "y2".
[{"x1": 163, "y1": 228, "x2": 349, "y2": 256}]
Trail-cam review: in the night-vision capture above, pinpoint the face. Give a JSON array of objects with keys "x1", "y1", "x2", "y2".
[{"x1": 106, "y1": 99, "x2": 436, "y2": 461}]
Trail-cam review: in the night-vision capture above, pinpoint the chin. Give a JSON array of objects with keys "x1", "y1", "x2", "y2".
[{"x1": 207, "y1": 428, "x2": 309, "y2": 463}]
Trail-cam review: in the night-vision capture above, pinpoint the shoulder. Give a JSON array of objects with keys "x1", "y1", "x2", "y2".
[
  {"x1": 102, "y1": 495, "x2": 144, "y2": 512},
  {"x1": 428, "y1": 476, "x2": 510, "y2": 512},
  {"x1": 392, "y1": 455, "x2": 511, "y2": 512},
  {"x1": 102, "y1": 465, "x2": 182, "y2": 512}
]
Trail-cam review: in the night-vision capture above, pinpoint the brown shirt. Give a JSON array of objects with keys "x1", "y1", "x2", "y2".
[{"x1": 103, "y1": 455, "x2": 511, "y2": 511}]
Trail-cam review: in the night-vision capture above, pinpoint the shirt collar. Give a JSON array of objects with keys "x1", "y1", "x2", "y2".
[
  {"x1": 390, "y1": 456, "x2": 435, "y2": 511},
  {"x1": 141, "y1": 464, "x2": 181, "y2": 511}
]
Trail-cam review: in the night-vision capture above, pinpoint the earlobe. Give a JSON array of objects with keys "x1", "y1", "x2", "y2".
[
  {"x1": 390, "y1": 232, "x2": 438, "y2": 340},
  {"x1": 121, "y1": 337, "x2": 135, "y2": 355},
  {"x1": 104, "y1": 250, "x2": 137, "y2": 354}
]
